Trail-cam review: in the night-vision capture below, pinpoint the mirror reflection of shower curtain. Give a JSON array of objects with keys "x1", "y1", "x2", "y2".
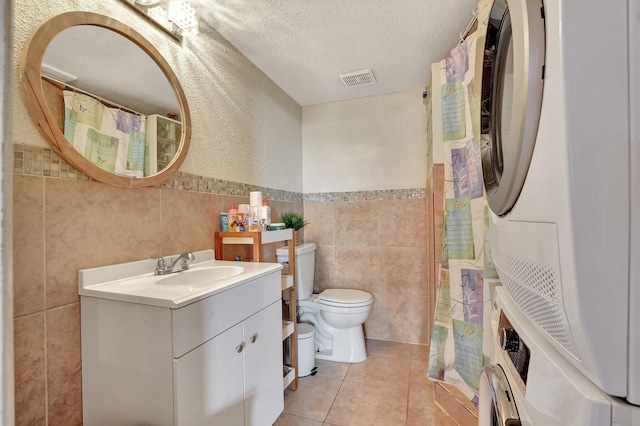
[
  {"x1": 63, "y1": 90, "x2": 147, "y2": 177},
  {"x1": 426, "y1": 0, "x2": 501, "y2": 406}
]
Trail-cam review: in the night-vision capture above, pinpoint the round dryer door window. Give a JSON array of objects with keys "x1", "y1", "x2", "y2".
[{"x1": 481, "y1": 0, "x2": 545, "y2": 216}]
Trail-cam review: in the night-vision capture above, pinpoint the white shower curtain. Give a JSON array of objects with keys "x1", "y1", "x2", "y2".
[{"x1": 427, "y1": 0, "x2": 501, "y2": 406}]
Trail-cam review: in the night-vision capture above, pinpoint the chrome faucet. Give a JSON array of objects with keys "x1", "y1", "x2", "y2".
[{"x1": 154, "y1": 252, "x2": 195, "y2": 275}]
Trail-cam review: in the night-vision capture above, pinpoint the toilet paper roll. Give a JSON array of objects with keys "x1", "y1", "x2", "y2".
[{"x1": 249, "y1": 191, "x2": 263, "y2": 207}]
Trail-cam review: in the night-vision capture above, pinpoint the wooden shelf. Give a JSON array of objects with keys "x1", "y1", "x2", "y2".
[
  {"x1": 215, "y1": 229, "x2": 298, "y2": 391},
  {"x1": 282, "y1": 320, "x2": 294, "y2": 340},
  {"x1": 283, "y1": 366, "x2": 295, "y2": 390}
]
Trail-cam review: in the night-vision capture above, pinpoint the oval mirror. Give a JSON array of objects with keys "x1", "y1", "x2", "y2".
[{"x1": 20, "y1": 12, "x2": 191, "y2": 188}]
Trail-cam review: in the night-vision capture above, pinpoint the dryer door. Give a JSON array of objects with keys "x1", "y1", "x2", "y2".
[
  {"x1": 481, "y1": 0, "x2": 545, "y2": 216},
  {"x1": 478, "y1": 364, "x2": 521, "y2": 426}
]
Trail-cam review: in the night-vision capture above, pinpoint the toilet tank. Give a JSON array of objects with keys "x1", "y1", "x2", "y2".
[{"x1": 276, "y1": 243, "x2": 316, "y2": 300}]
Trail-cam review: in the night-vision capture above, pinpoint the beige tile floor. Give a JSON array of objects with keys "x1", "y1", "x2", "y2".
[{"x1": 274, "y1": 339, "x2": 458, "y2": 426}]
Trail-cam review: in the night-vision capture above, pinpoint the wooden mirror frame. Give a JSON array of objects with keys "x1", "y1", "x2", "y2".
[{"x1": 20, "y1": 11, "x2": 191, "y2": 188}]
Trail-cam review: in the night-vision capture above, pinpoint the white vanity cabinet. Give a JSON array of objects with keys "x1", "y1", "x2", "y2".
[
  {"x1": 81, "y1": 267, "x2": 283, "y2": 426},
  {"x1": 174, "y1": 301, "x2": 282, "y2": 425}
]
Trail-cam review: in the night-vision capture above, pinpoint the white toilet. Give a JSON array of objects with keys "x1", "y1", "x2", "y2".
[{"x1": 276, "y1": 243, "x2": 373, "y2": 363}]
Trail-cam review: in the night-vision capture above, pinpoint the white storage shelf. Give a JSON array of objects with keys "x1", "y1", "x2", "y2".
[
  {"x1": 281, "y1": 275, "x2": 293, "y2": 291},
  {"x1": 219, "y1": 229, "x2": 293, "y2": 246}
]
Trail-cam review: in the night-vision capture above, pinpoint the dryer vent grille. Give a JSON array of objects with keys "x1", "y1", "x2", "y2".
[
  {"x1": 339, "y1": 69, "x2": 376, "y2": 88},
  {"x1": 494, "y1": 252, "x2": 580, "y2": 360}
]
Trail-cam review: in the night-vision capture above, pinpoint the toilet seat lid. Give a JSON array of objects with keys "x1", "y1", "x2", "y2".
[{"x1": 318, "y1": 289, "x2": 372, "y2": 306}]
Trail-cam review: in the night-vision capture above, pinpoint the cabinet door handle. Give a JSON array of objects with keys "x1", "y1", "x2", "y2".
[
  {"x1": 236, "y1": 342, "x2": 246, "y2": 353},
  {"x1": 249, "y1": 333, "x2": 259, "y2": 344}
]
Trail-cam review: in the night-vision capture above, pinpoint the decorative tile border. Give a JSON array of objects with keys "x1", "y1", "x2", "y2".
[
  {"x1": 13, "y1": 143, "x2": 425, "y2": 202},
  {"x1": 304, "y1": 188, "x2": 425, "y2": 202},
  {"x1": 158, "y1": 171, "x2": 303, "y2": 202},
  {"x1": 14, "y1": 143, "x2": 92, "y2": 181}
]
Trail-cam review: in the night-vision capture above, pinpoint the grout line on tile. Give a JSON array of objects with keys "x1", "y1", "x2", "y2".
[
  {"x1": 42, "y1": 176, "x2": 49, "y2": 426},
  {"x1": 340, "y1": 376, "x2": 411, "y2": 394},
  {"x1": 280, "y1": 343, "x2": 442, "y2": 425},
  {"x1": 404, "y1": 383, "x2": 411, "y2": 425},
  {"x1": 324, "y1": 377, "x2": 349, "y2": 423},
  {"x1": 433, "y1": 399, "x2": 462, "y2": 426}
]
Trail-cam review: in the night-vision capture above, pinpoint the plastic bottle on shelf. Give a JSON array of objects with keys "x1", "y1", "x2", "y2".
[
  {"x1": 228, "y1": 201, "x2": 241, "y2": 232},
  {"x1": 261, "y1": 197, "x2": 271, "y2": 229},
  {"x1": 249, "y1": 205, "x2": 261, "y2": 232}
]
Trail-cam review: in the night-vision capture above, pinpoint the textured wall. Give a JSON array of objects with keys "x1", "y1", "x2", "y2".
[
  {"x1": 12, "y1": 0, "x2": 303, "y2": 192},
  {"x1": 302, "y1": 89, "x2": 427, "y2": 193},
  {"x1": 12, "y1": 1, "x2": 438, "y2": 423},
  {"x1": 12, "y1": 0, "x2": 304, "y2": 424}
]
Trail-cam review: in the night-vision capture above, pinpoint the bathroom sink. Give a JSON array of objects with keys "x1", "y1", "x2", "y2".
[
  {"x1": 78, "y1": 249, "x2": 283, "y2": 308},
  {"x1": 156, "y1": 266, "x2": 244, "y2": 287}
]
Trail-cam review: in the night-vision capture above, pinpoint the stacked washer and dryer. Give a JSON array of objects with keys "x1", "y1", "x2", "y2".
[{"x1": 478, "y1": 0, "x2": 640, "y2": 424}]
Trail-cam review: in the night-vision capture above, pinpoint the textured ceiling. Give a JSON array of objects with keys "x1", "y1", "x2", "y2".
[{"x1": 195, "y1": 0, "x2": 477, "y2": 106}]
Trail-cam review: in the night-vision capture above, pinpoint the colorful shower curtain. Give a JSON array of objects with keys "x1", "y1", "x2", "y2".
[
  {"x1": 64, "y1": 90, "x2": 147, "y2": 178},
  {"x1": 427, "y1": 0, "x2": 500, "y2": 405}
]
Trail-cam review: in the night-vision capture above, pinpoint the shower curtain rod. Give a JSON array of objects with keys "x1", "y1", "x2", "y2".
[
  {"x1": 41, "y1": 74, "x2": 146, "y2": 117},
  {"x1": 460, "y1": 6, "x2": 479, "y2": 43}
]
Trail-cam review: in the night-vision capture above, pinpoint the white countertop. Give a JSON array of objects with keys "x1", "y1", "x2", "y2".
[{"x1": 79, "y1": 249, "x2": 282, "y2": 308}]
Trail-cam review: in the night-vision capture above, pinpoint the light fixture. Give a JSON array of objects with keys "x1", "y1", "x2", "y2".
[
  {"x1": 134, "y1": 0, "x2": 162, "y2": 5},
  {"x1": 168, "y1": 0, "x2": 199, "y2": 35},
  {"x1": 121, "y1": 0, "x2": 199, "y2": 40}
]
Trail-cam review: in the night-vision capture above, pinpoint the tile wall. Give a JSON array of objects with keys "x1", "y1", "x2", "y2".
[
  {"x1": 303, "y1": 188, "x2": 431, "y2": 344},
  {"x1": 12, "y1": 145, "x2": 302, "y2": 425},
  {"x1": 13, "y1": 144, "x2": 444, "y2": 424}
]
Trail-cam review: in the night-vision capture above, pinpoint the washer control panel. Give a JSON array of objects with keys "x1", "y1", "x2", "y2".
[{"x1": 499, "y1": 311, "x2": 531, "y2": 387}]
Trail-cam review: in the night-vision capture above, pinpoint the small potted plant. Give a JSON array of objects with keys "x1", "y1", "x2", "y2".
[{"x1": 280, "y1": 212, "x2": 309, "y2": 246}]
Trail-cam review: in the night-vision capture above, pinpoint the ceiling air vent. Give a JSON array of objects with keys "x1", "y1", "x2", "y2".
[{"x1": 339, "y1": 68, "x2": 376, "y2": 88}]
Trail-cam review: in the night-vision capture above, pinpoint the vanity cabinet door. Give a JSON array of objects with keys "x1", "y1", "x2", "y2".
[
  {"x1": 243, "y1": 301, "x2": 284, "y2": 425},
  {"x1": 174, "y1": 322, "x2": 245, "y2": 425},
  {"x1": 173, "y1": 300, "x2": 284, "y2": 425}
]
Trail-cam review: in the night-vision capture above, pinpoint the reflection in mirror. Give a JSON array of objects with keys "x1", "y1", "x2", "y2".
[
  {"x1": 43, "y1": 25, "x2": 178, "y2": 115},
  {"x1": 43, "y1": 24, "x2": 180, "y2": 177},
  {"x1": 21, "y1": 12, "x2": 191, "y2": 188}
]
